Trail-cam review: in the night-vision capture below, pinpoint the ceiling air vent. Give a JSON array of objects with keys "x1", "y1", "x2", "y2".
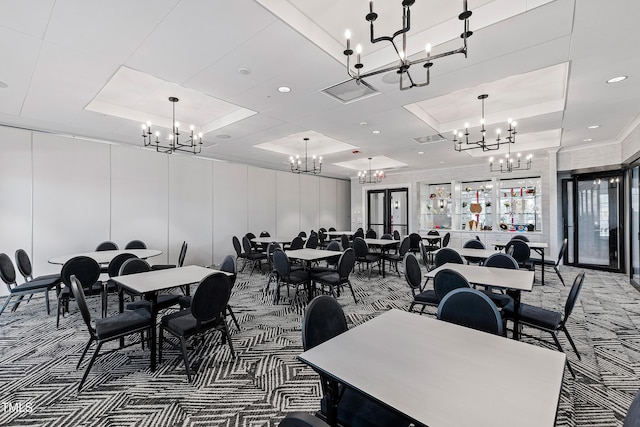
[
  {"x1": 413, "y1": 134, "x2": 447, "y2": 145},
  {"x1": 321, "y1": 79, "x2": 380, "y2": 104}
]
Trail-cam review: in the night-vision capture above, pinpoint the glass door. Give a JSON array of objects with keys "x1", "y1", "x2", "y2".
[
  {"x1": 631, "y1": 166, "x2": 639, "y2": 284},
  {"x1": 367, "y1": 188, "x2": 408, "y2": 237},
  {"x1": 562, "y1": 179, "x2": 575, "y2": 263},
  {"x1": 572, "y1": 174, "x2": 623, "y2": 271}
]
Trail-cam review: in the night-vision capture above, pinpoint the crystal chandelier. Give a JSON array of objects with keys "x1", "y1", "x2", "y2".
[
  {"x1": 358, "y1": 157, "x2": 385, "y2": 184},
  {"x1": 290, "y1": 138, "x2": 322, "y2": 175},
  {"x1": 343, "y1": 0, "x2": 472, "y2": 91},
  {"x1": 141, "y1": 97, "x2": 203, "y2": 154},
  {"x1": 453, "y1": 94, "x2": 517, "y2": 152}
]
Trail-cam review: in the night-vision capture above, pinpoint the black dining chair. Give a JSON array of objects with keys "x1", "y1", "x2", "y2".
[
  {"x1": 365, "y1": 229, "x2": 377, "y2": 239},
  {"x1": 151, "y1": 241, "x2": 187, "y2": 270},
  {"x1": 393, "y1": 230, "x2": 401, "y2": 241},
  {"x1": 13, "y1": 249, "x2": 61, "y2": 310},
  {"x1": 437, "y1": 288, "x2": 503, "y2": 336},
  {"x1": 278, "y1": 412, "x2": 330, "y2": 427},
  {"x1": 505, "y1": 239, "x2": 534, "y2": 271},
  {"x1": 232, "y1": 236, "x2": 248, "y2": 271},
  {"x1": 273, "y1": 248, "x2": 311, "y2": 304},
  {"x1": 433, "y1": 268, "x2": 471, "y2": 302},
  {"x1": 242, "y1": 236, "x2": 267, "y2": 275},
  {"x1": 532, "y1": 238, "x2": 568, "y2": 286},
  {"x1": 302, "y1": 295, "x2": 412, "y2": 427},
  {"x1": 310, "y1": 248, "x2": 357, "y2": 303},
  {"x1": 57, "y1": 256, "x2": 103, "y2": 328},
  {"x1": 70, "y1": 275, "x2": 152, "y2": 391},
  {"x1": 462, "y1": 239, "x2": 486, "y2": 265},
  {"x1": 408, "y1": 233, "x2": 422, "y2": 255},
  {"x1": 340, "y1": 234, "x2": 350, "y2": 250},
  {"x1": 423, "y1": 248, "x2": 465, "y2": 288},
  {"x1": 405, "y1": 253, "x2": 439, "y2": 315},
  {"x1": 503, "y1": 271, "x2": 586, "y2": 377},
  {"x1": 0, "y1": 253, "x2": 55, "y2": 316},
  {"x1": 481, "y1": 253, "x2": 517, "y2": 309},
  {"x1": 159, "y1": 272, "x2": 235, "y2": 382},
  {"x1": 119, "y1": 258, "x2": 181, "y2": 313},
  {"x1": 352, "y1": 237, "x2": 380, "y2": 279},
  {"x1": 624, "y1": 389, "x2": 640, "y2": 427},
  {"x1": 96, "y1": 241, "x2": 118, "y2": 251},
  {"x1": 383, "y1": 236, "x2": 410, "y2": 276}
]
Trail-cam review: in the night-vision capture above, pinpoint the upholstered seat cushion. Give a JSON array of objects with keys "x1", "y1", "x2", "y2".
[
  {"x1": 413, "y1": 289, "x2": 439, "y2": 304},
  {"x1": 95, "y1": 308, "x2": 151, "y2": 339},
  {"x1": 30, "y1": 274, "x2": 61, "y2": 289},
  {"x1": 311, "y1": 271, "x2": 339, "y2": 285},
  {"x1": 12, "y1": 279, "x2": 53, "y2": 293},
  {"x1": 320, "y1": 387, "x2": 412, "y2": 427},
  {"x1": 289, "y1": 269, "x2": 311, "y2": 284},
  {"x1": 161, "y1": 310, "x2": 223, "y2": 336},
  {"x1": 482, "y1": 290, "x2": 513, "y2": 308},
  {"x1": 503, "y1": 302, "x2": 562, "y2": 330},
  {"x1": 309, "y1": 266, "x2": 336, "y2": 276}
]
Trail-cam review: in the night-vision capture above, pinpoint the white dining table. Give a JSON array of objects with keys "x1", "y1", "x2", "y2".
[
  {"x1": 48, "y1": 249, "x2": 162, "y2": 265},
  {"x1": 492, "y1": 240, "x2": 549, "y2": 284},
  {"x1": 298, "y1": 309, "x2": 566, "y2": 427},
  {"x1": 433, "y1": 246, "x2": 500, "y2": 261},
  {"x1": 113, "y1": 265, "x2": 230, "y2": 371}
]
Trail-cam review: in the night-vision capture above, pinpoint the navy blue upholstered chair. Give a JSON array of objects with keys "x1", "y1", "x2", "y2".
[
  {"x1": 278, "y1": 412, "x2": 330, "y2": 427},
  {"x1": 462, "y1": 239, "x2": 485, "y2": 265},
  {"x1": 124, "y1": 240, "x2": 147, "y2": 249},
  {"x1": 437, "y1": 288, "x2": 503, "y2": 335},
  {"x1": 0, "y1": 253, "x2": 54, "y2": 317},
  {"x1": 273, "y1": 249, "x2": 310, "y2": 304},
  {"x1": 311, "y1": 248, "x2": 357, "y2": 303},
  {"x1": 405, "y1": 253, "x2": 439, "y2": 315},
  {"x1": 624, "y1": 389, "x2": 640, "y2": 427}
]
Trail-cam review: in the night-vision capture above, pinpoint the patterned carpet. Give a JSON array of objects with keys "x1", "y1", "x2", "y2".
[{"x1": 0, "y1": 261, "x2": 638, "y2": 426}]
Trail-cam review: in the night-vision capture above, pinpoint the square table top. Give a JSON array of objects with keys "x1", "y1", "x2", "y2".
[
  {"x1": 251, "y1": 236, "x2": 295, "y2": 244},
  {"x1": 48, "y1": 249, "x2": 162, "y2": 265},
  {"x1": 286, "y1": 248, "x2": 343, "y2": 261},
  {"x1": 425, "y1": 263, "x2": 534, "y2": 292},
  {"x1": 113, "y1": 265, "x2": 229, "y2": 294},
  {"x1": 326, "y1": 231, "x2": 356, "y2": 236},
  {"x1": 492, "y1": 241, "x2": 549, "y2": 249},
  {"x1": 298, "y1": 309, "x2": 565, "y2": 427}
]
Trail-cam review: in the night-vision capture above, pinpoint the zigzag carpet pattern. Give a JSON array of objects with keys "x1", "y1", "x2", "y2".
[{"x1": 0, "y1": 261, "x2": 638, "y2": 426}]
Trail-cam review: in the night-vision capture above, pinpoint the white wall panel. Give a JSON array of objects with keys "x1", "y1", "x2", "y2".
[
  {"x1": 213, "y1": 162, "x2": 248, "y2": 265},
  {"x1": 247, "y1": 166, "x2": 276, "y2": 235},
  {"x1": 32, "y1": 134, "x2": 110, "y2": 274},
  {"x1": 0, "y1": 127, "x2": 33, "y2": 294},
  {"x1": 319, "y1": 178, "x2": 337, "y2": 230},
  {"x1": 276, "y1": 172, "x2": 300, "y2": 237},
  {"x1": 168, "y1": 155, "x2": 213, "y2": 267},
  {"x1": 299, "y1": 174, "x2": 319, "y2": 234},
  {"x1": 337, "y1": 179, "x2": 351, "y2": 230},
  {"x1": 110, "y1": 146, "x2": 169, "y2": 264}
]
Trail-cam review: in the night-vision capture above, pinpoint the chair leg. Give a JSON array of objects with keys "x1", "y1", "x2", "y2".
[
  {"x1": 409, "y1": 302, "x2": 415, "y2": 312},
  {"x1": 562, "y1": 325, "x2": 581, "y2": 360},
  {"x1": 79, "y1": 343, "x2": 103, "y2": 392},
  {"x1": 222, "y1": 322, "x2": 236, "y2": 358},
  {"x1": 179, "y1": 336, "x2": 192, "y2": 383},
  {"x1": 56, "y1": 297, "x2": 64, "y2": 328},
  {"x1": 44, "y1": 290, "x2": 50, "y2": 315},
  {"x1": 11, "y1": 295, "x2": 25, "y2": 312},
  {"x1": 158, "y1": 327, "x2": 164, "y2": 362},
  {"x1": 226, "y1": 305, "x2": 240, "y2": 331},
  {"x1": 77, "y1": 337, "x2": 95, "y2": 369},
  {"x1": 550, "y1": 331, "x2": 575, "y2": 378},
  {"x1": 0, "y1": 295, "x2": 13, "y2": 316},
  {"x1": 347, "y1": 280, "x2": 357, "y2": 304},
  {"x1": 555, "y1": 267, "x2": 566, "y2": 286}
]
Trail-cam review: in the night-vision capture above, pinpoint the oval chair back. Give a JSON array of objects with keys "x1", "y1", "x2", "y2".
[
  {"x1": 61, "y1": 256, "x2": 101, "y2": 293},
  {"x1": 398, "y1": 237, "x2": 411, "y2": 257},
  {"x1": 408, "y1": 233, "x2": 422, "y2": 252},
  {"x1": 242, "y1": 236, "x2": 255, "y2": 256},
  {"x1": 434, "y1": 248, "x2": 464, "y2": 268},
  {"x1": 463, "y1": 239, "x2": 485, "y2": 249},
  {"x1": 290, "y1": 236, "x2": 305, "y2": 250},
  {"x1": 353, "y1": 229, "x2": 364, "y2": 239},
  {"x1": 305, "y1": 234, "x2": 319, "y2": 249},
  {"x1": 219, "y1": 255, "x2": 237, "y2": 288},
  {"x1": 510, "y1": 234, "x2": 530, "y2": 242},
  {"x1": 14, "y1": 249, "x2": 34, "y2": 280},
  {"x1": 393, "y1": 230, "x2": 401, "y2": 240},
  {"x1": 191, "y1": 273, "x2": 231, "y2": 323},
  {"x1": 177, "y1": 241, "x2": 188, "y2": 267},
  {"x1": 124, "y1": 240, "x2": 147, "y2": 249},
  {"x1": 119, "y1": 258, "x2": 151, "y2": 276},
  {"x1": 565, "y1": 271, "x2": 586, "y2": 320},
  {"x1": 403, "y1": 253, "x2": 422, "y2": 292},
  {"x1": 340, "y1": 234, "x2": 350, "y2": 250},
  {"x1": 437, "y1": 288, "x2": 503, "y2": 335},
  {"x1": 328, "y1": 227, "x2": 336, "y2": 232},
  {"x1": 95, "y1": 241, "x2": 118, "y2": 251},
  {"x1": 298, "y1": 231, "x2": 307, "y2": 238},
  {"x1": 442, "y1": 232, "x2": 451, "y2": 248},
  {"x1": 484, "y1": 253, "x2": 519, "y2": 269},
  {"x1": 337, "y1": 248, "x2": 356, "y2": 280},
  {"x1": 326, "y1": 241, "x2": 342, "y2": 267},
  {"x1": 69, "y1": 275, "x2": 95, "y2": 335},
  {"x1": 0, "y1": 253, "x2": 17, "y2": 287},
  {"x1": 352, "y1": 237, "x2": 369, "y2": 259},
  {"x1": 108, "y1": 253, "x2": 138, "y2": 278},
  {"x1": 380, "y1": 233, "x2": 393, "y2": 240},
  {"x1": 232, "y1": 236, "x2": 243, "y2": 257},
  {"x1": 504, "y1": 239, "x2": 531, "y2": 265},
  {"x1": 260, "y1": 231, "x2": 270, "y2": 238},
  {"x1": 302, "y1": 295, "x2": 348, "y2": 351},
  {"x1": 279, "y1": 412, "x2": 331, "y2": 427},
  {"x1": 365, "y1": 229, "x2": 377, "y2": 239},
  {"x1": 273, "y1": 249, "x2": 291, "y2": 280},
  {"x1": 434, "y1": 268, "x2": 471, "y2": 301}
]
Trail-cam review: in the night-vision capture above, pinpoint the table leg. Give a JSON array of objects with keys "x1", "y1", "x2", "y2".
[
  {"x1": 118, "y1": 287, "x2": 125, "y2": 347},
  {"x1": 381, "y1": 248, "x2": 386, "y2": 278},
  {"x1": 146, "y1": 293, "x2": 159, "y2": 371},
  {"x1": 539, "y1": 249, "x2": 545, "y2": 286},
  {"x1": 325, "y1": 380, "x2": 339, "y2": 427},
  {"x1": 507, "y1": 289, "x2": 521, "y2": 340}
]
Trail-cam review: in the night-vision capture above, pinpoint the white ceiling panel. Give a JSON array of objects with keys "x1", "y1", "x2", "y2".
[
  {"x1": 0, "y1": 27, "x2": 42, "y2": 116},
  {"x1": 0, "y1": 0, "x2": 55, "y2": 39}
]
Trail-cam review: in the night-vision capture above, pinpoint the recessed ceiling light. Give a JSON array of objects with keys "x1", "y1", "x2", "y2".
[
  {"x1": 372, "y1": 130, "x2": 381, "y2": 134},
  {"x1": 0, "y1": 81, "x2": 7, "y2": 89},
  {"x1": 440, "y1": 161, "x2": 445, "y2": 164},
  {"x1": 278, "y1": 86, "x2": 291, "y2": 93},
  {"x1": 588, "y1": 125, "x2": 600, "y2": 129},
  {"x1": 216, "y1": 134, "x2": 231, "y2": 139},
  {"x1": 606, "y1": 76, "x2": 627, "y2": 84},
  {"x1": 359, "y1": 122, "x2": 368, "y2": 126},
  {"x1": 417, "y1": 151, "x2": 424, "y2": 155},
  {"x1": 583, "y1": 138, "x2": 593, "y2": 142},
  {"x1": 237, "y1": 68, "x2": 251, "y2": 75}
]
